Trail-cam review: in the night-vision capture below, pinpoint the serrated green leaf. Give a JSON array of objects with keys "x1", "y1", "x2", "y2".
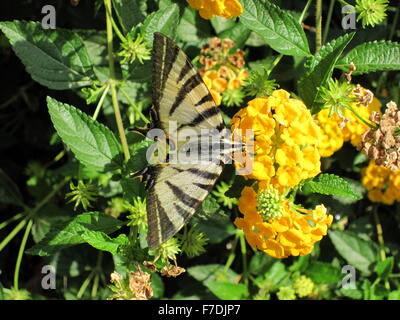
[
  {"x1": 27, "y1": 212, "x2": 125, "y2": 256},
  {"x1": 142, "y1": 4, "x2": 180, "y2": 44},
  {"x1": 336, "y1": 41, "x2": 400, "y2": 75},
  {"x1": 303, "y1": 261, "x2": 342, "y2": 284},
  {"x1": 240, "y1": 0, "x2": 310, "y2": 57},
  {"x1": 195, "y1": 217, "x2": 235, "y2": 244},
  {"x1": 298, "y1": 33, "x2": 355, "y2": 112},
  {"x1": 0, "y1": 21, "x2": 95, "y2": 90},
  {"x1": 303, "y1": 173, "x2": 362, "y2": 200},
  {"x1": 211, "y1": 16, "x2": 236, "y2": 34},
  {"x1": 0, "y1": 168, "x2": 24, "y2": 206},
  {"x1": 151, "y1": 273, "x2": 165, "y2": 299},
  {"x1": 374, "y1": 257, "x2": 394, "y2": 280},
  {"x1": 329, "y1": 230, "x2": 378, "y2": 275},
  {"x1": 47, "y1": 96, "x2": 123, "y2": 172},
  {"x1": 205, "y1": 281, "x2": 248, "y2": 300},
  {"x1": 81, "y1": 231, "x2": 128, "y2": 255}
]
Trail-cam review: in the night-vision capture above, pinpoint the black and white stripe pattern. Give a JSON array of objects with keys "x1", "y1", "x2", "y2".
[{"x1": 147, "y1": 33, "x2": 237, "y2": 249}]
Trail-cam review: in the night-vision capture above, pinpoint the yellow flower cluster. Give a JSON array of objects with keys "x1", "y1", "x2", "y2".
[
  {"x1": 361, "y1": 160, "x2": 400, "y2": 205},
  {"x1": 231, "y1": 90, "x2": 322, "y2": 191},
  {"x1": 317, "y1": 93, "x2": 381, "y2": 158},
  {"x1": 200, "y1": 37, "x2": 248, "y2": 105},
  {"x1": 235, "y1": 184, "x2": 333, "y2": 259},
  {"x1": 187, "y1": 0, "x2": 243, "y2": 19}
]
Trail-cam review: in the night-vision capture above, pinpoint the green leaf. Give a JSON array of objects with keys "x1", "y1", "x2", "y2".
[
  {"x1": 211, "y1": 16, "x2": 236, "y2": 34},
  {"x1": 177, "y1": 7, "x2": 212, "y2": 44},
  {"x1": 0, "y1": 168, "x2": 24, "y2": 206},
  {"x1": 263, "y1": 262, "x2": 288, "y2": 287},
  {"x1": 81, "y1": 231, "x2": 128, "y2": 255},
  {"x1": 374, "y1": 257, "x2": 394, "y2": 280},
  {"x1": 142, "y1": 4, "x2": 180, "y2": 44},
  {"x1": 120, "y1": 177, "x2": 146, "y2": 203},
  {"x1": 125, "y1": 139, "x2": 154, "y2": 173},
  {"x1": 302, "y1": 173, "x2": 362, "y2": 200},
  {"x1": 240, "y1": 0, "x2": 310, "y2": 57},
  {"x1": 47, "y1": 96, "x2": 123, "y2": 172},
  {"x1": 205, "y1": 282, "x2": 248, "y2": 300},
  {"x1": 340, "y1": 288, "x2": 363, "y2": 299},
  {"x1": 219, "y1": 22, "x2": 251, "y2": 50},
  {"x1": 113, "y1": 0, "x2": 147, "y2": 33},
  {"x1": 336, "y1": 41, "x2": 400, "y2": 75},
  {"x1": 388, "y1": 290, "x2": 400, "y2": 300},
  {"x1": 329, "y1": 230, "x2": 378, "y2": 275},
  {"x1": 27, "y1": 212, "x2": 124, "y2": 256},
  {"x1": 195, "y1": 217, "x2": 235, "y2": 244},
  {"x1": 303, "y1": 261, "x2": 342, "y2": 284},
  {"x1": 0, "y1": 21, "x2": 95, "y2": 89},
  {"x1": 249, "y1": 251, "x2": 276, "y2": 275},
  {"x1": 188, "y1": 264, "x2": 238, "y2": 283},
  {"x1": 151, "y1": 273, "x2": 165, "y2": 299},
  {"x1": 298, "y1": 33, "x2": 355, "y2": 112}
]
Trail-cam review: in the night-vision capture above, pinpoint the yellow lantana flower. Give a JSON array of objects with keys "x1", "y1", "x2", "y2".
[
  {"x1": 361, "y1": 160, "x2": 400, "y2": 205},
  {"x1": 317, "y1": 90, "x2": 381, "y2": 157},
  {"x1": 231, "y1": 90, "x2": 322, "y2": 191},
  {"x1": 235, "y1": 183, "x2": 333, "y2": 259},
  {"x1": 187, "y1": 0, "x2": 243, "y2": 19}
]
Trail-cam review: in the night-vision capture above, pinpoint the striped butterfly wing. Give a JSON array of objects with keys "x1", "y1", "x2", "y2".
[{"x1": 147, "y1": 33, "x2": 226, "y2": 249}]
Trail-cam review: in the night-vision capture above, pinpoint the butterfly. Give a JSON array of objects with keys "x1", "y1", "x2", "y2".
[{"x1": 144, "y1": 32, "x2": 243, "y2": 249}]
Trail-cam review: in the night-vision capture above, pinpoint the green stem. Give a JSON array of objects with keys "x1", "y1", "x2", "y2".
[
  {"x1": 266, "y1": 54, "x2": 283, "y2": 78},
  {"x1": 0, "y1": 218, "x2": 27, "y2": 253},
  {"x1": 346, "y1": 104, "x2": 377, "y2": 129},
  {"x1": 93, "y1": 84, "x2": 110, "y2": 121},
  {"x1": 389, "y1": 2, "x2": 400, "y2": 41},
  {"x1": 119, "y1": 86, "x2": 150, "y2": 124},
  {"x1": 104, "y1": 0, "x2": 130, "y2": 162},
  {"x1": 77, "y1": 271, "x2": 95, "y2": 299},
  {"x1": 224, "y1": 232, "x2": 240, "y2": 272},
  {"x1": 0, "y1": 213, "x2": 24, "y2": 231},
  {"x1": 372, "y1": 205, "x2": 386, "y2": 261},
  {"x1": 239, "y1": 231, "x2": 248, "y2": 286},
  {"x1": 322, "y1": 0, "x2": 335, "y2": 44},
  {"x1": 299, "y1": 0, "x2": 313, "y2": 23},
  {"x1": 315, "y1": 0, "x2": 323, "y2": 52},
  {"x1": 13, "y1": 219, "x2": 33, "y2": 290}
]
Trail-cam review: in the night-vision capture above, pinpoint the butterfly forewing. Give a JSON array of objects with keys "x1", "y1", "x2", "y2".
[{"x1": 147, "y1": 33, "x2": 226, "y2": 249}]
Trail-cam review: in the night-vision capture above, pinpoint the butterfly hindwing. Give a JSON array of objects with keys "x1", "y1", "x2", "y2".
[{"x1": 147, "y1": 33, "x2": 226, "y2": 249}]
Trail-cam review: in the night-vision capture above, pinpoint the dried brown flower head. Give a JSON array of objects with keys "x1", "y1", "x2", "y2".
[
  {"x1": 128, "y1": 267, "x2": 153, "y2": 300},
  {"x1": 359, "y1": 101, "x2": 400, "y2": 171},
  {"x1": 160, "y1": 265, "x2": 186, "y2": 278},
  {"x1": 353, "y1": 84, "x2": 374, "y2": 106}
]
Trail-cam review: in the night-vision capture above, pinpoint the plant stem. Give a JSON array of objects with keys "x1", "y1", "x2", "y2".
[
  {"x1": 0, "y1": 213, "x2": 24, "y2": 231},
  {"x1": 104, "y1": 0, "x2": 130, "y2": 161},
  {"x1": 239, "y1": 231, "x2": 248, "y2": 286},
  {"x1": 93, "y1": 84, "x2": 110, "y2": 121},
  {"x1": 13, "y1": 219, "x2": 33, "y2": 290},
  {"x1": 224, "y1": 232, "x2": 239, "y2": 272},
  {"x1": 372, "y1": 205, "x2": 386, "y2": 262},
  {"x1": 322, "y1": 0, "x2": 335, "y2": 44},
  {"x1": 299, "y1": 0, "x2": 313, "y2": 23},
  {"x1": 0, "y1": 218, "x2": 27, "y2": 253},
  {"x1": 346, "y1": 104, "x2": 377, "y2": 129},
  {"x1": 119, "y1": 87, "x2": 150, "y2": 124},
  {"x1": 315, "y1": 0, "x2": 323, "y2": 52},
  {"x1": 77, "y1": 271, "x2": 95, "y2": 299},
  {"x1": 389, "y1": 2, "x2": 400, "y2": 41}
]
